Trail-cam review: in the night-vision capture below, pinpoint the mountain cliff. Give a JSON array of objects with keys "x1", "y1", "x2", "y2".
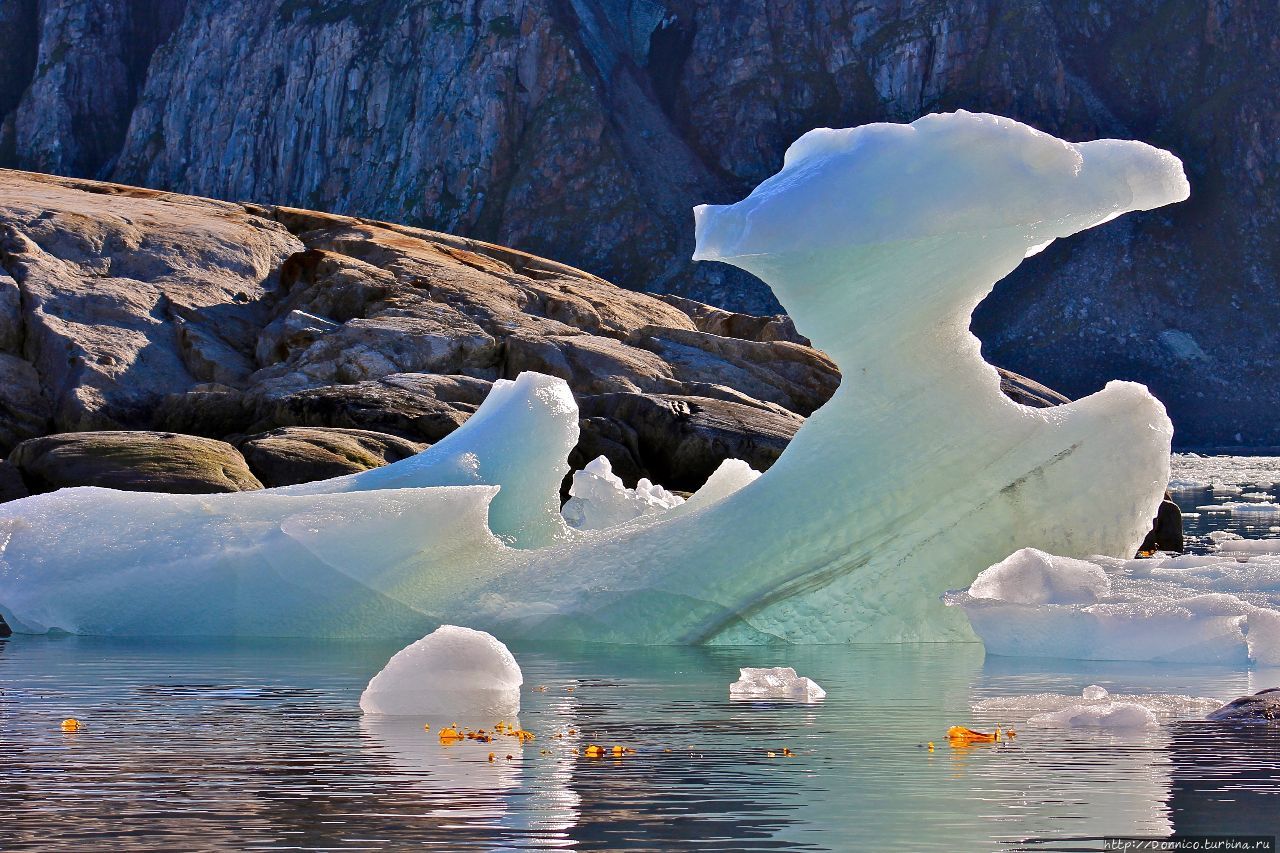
[{"x1": 1, "y1": 0, "x2": 1276, "y2": 445}]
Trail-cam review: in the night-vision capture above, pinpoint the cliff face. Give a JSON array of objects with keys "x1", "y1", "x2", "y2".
[{"x1": 1, "y1": 0, "x2": 1276, "y2": 445}]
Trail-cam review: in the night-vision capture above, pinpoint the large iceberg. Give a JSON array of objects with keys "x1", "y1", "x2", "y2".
[{"x1": 0, "y1": 112, "x2": 1189, "y2": 643}]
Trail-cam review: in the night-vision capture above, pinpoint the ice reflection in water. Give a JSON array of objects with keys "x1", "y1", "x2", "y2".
[{"x1": 2, "y1": 636, "x2": 1278, "y2": 850}]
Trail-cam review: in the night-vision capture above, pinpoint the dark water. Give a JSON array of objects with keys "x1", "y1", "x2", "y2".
[{"x1": 1, "y1": 637, "x2": 1277, "y2": 851}]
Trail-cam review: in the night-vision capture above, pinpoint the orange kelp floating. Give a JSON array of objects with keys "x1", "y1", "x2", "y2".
[
  {"x1": 945, "y1": 725, "x2": 1013, "y2": 747},
  {"x1": 438, "y1": 725, "x2": 465, "y2": 744}
]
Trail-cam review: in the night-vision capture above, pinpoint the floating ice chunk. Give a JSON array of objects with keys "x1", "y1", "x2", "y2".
[
  {"x1": 1030, "y1": 702, "x2": 1157, "y2": 729},
  {"x1": 359, "y1": 625, "x2": 522, "y2": 718},
  {"x1": 1217, "y1": 538, "x2": 1280, "y2": 554},
  {"x1": 949, "y1": 550, "x2": 1280, "y2": 664},
  {"x1": 1211, "y1": 501, "x2": 1280, "y2": 516},
  {"x1": 1167, "y1": 478, "x2": 1207, "y2": 492},
  {"x1": 973, "y1": 688, "x2": 1222, "y2": 721},
  {"x1": 561, "y1": 456, "x2": 683, "y2": 531},
  {"x1": 969, "y1": 548, "x2": 1110, "y2": 605},
  {"x1": 729, "y1": 667, "x2": 826, "y2": 702}
]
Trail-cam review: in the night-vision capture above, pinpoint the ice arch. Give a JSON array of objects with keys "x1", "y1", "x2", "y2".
[{"x1": 0, "y1": 112, "x2": 1189, "y2": 642}]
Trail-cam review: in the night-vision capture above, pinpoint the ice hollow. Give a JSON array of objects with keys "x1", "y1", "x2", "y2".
[{"x1": 0, "y1": 112, "x2": 1189, "y2": 643}]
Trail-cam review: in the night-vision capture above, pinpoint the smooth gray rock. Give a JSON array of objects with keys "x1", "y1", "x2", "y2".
[
  {"x1": 1206, "y1": 688, "x2": 1280, "y2": 724},
  {"x1": 237, "y1": 426, "x2": 426, "y2": 488},
  {"x1": 8, "y1": 431, "x2": 263, "y2": 494}
]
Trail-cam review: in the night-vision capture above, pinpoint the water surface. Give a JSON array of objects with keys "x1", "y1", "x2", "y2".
[
  {"x1": 4, "y1": 455, "x2": 1280, "y2": 850},
  {"x1": 2, "y1": 637, "x2": 1276, "y2": 850}
]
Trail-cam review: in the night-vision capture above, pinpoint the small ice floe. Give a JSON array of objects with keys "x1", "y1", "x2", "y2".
[
  {"x1": 974, "y1": 685, "x2": 1221, "y2": 730},
  {"x1": 561, "y1": 455, "x2": 683, "y2": 531},
  {"x1": 729, "y1": 667, "x2": 826, "y2": 702},
  {"x1": 1031, "y1": 702, "x2": 1157, "y2": 729},
  {"x1": 359, "y1": 625, "x2": 522, "y2": 717},
  {"x1": 1197, "y1": 501, "x2": 1280, "y2": 516},
  {"x1": 946, "y1": 547, "x2": 1280, "y2": 665},
  {"x1": 1217, "y1": 538, "x2": 1280, "y2": 555}
]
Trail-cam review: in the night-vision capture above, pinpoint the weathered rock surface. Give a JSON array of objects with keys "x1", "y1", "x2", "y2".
[
  {"x1": 0, "y1": 169, "x2": 1068, "y2": 502},
  {"x1": 998, "y1": 369, "x2": 1072, "y2": 410},
  {"x1": 0, "y1": 172, "x2": 302, "y2": 432},
  {"x1": 236, "y1": 426, "x2": 426, "y2": 488},
  {"x1": 0, "y1": 459, "x2": 28, "y2": 503},
  {"x1": 246, "y1": 373, "x2": 490, "y2": 444},
  {"x1": 0, "y1": 0, "x2": 1270, "y2": 444},
  {"x1": 0, "y1": 352, "x2": 51, "y2": 454},
  {"x1": 8, "y1": 431, "x2": 262, "y2": 494}
]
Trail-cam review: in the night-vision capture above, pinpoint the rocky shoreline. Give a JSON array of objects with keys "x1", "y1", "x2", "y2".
[{"x1": 0, "y1": 169, "x2": 1065, "y2": 503}]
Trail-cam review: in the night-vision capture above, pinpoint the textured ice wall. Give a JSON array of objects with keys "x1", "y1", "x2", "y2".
[{"x1": 0, "y1": 112, "x2": 1189, "y2": 642}]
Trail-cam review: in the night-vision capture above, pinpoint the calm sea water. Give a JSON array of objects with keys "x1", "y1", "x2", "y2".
[{"x1": 2, "y1": 456, "x2": 1278, "y2": 851}]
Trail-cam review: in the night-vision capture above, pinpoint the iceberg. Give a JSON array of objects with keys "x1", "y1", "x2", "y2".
[
  {"x1": 948, "y1": 547, "x2": 1280, "y2": 664},
  {"x1": 729, "y1": 667, "x2": 826, "y2": 702},
  {"x1": 359, "y1": 625, "x2": 522, "y2": 718},
  {"x1": 0, "y1": 112, "x2": 1190, "y2": 643}
]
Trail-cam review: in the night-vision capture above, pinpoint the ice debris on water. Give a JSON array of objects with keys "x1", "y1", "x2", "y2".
[
  {"x1": 1031, "y1": 702, "x2": 1157, "y2": 729},
  {"x1": 729, "y1": 667, "x2": 826, "y2": 702},
  {"x1": 974, "y1": 686, "x2": 1221, "y2": 729},
  {"x1": 359, "y1": 625, "x2": 522, "y2": 718},
  {"x1": 561, "y1": 455, "x2": 684, "y2": 531},
  {"x1": 948, "y1": 547, "x2": 1280, "y2": 665}
]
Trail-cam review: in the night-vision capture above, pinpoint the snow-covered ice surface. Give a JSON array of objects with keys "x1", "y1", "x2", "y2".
[
  {"x1": 360, "y1": 625, "x2": 522, "y2": 718},
  {"x1": 561, "y1": 456, "x2": 684, "y2": 531},
  {"x1": 973, "y1": 686, "x2": 1221, "y2": 729},
  {"x1": 0, "y1": 112, "x2": 1190, "y2": 642},
  {"x1": 948, "y1": 546, "x2": 1280, "y2": 665},
  {"x1": 728, "y1": 667, "x2": 826, "y2": 702}
]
